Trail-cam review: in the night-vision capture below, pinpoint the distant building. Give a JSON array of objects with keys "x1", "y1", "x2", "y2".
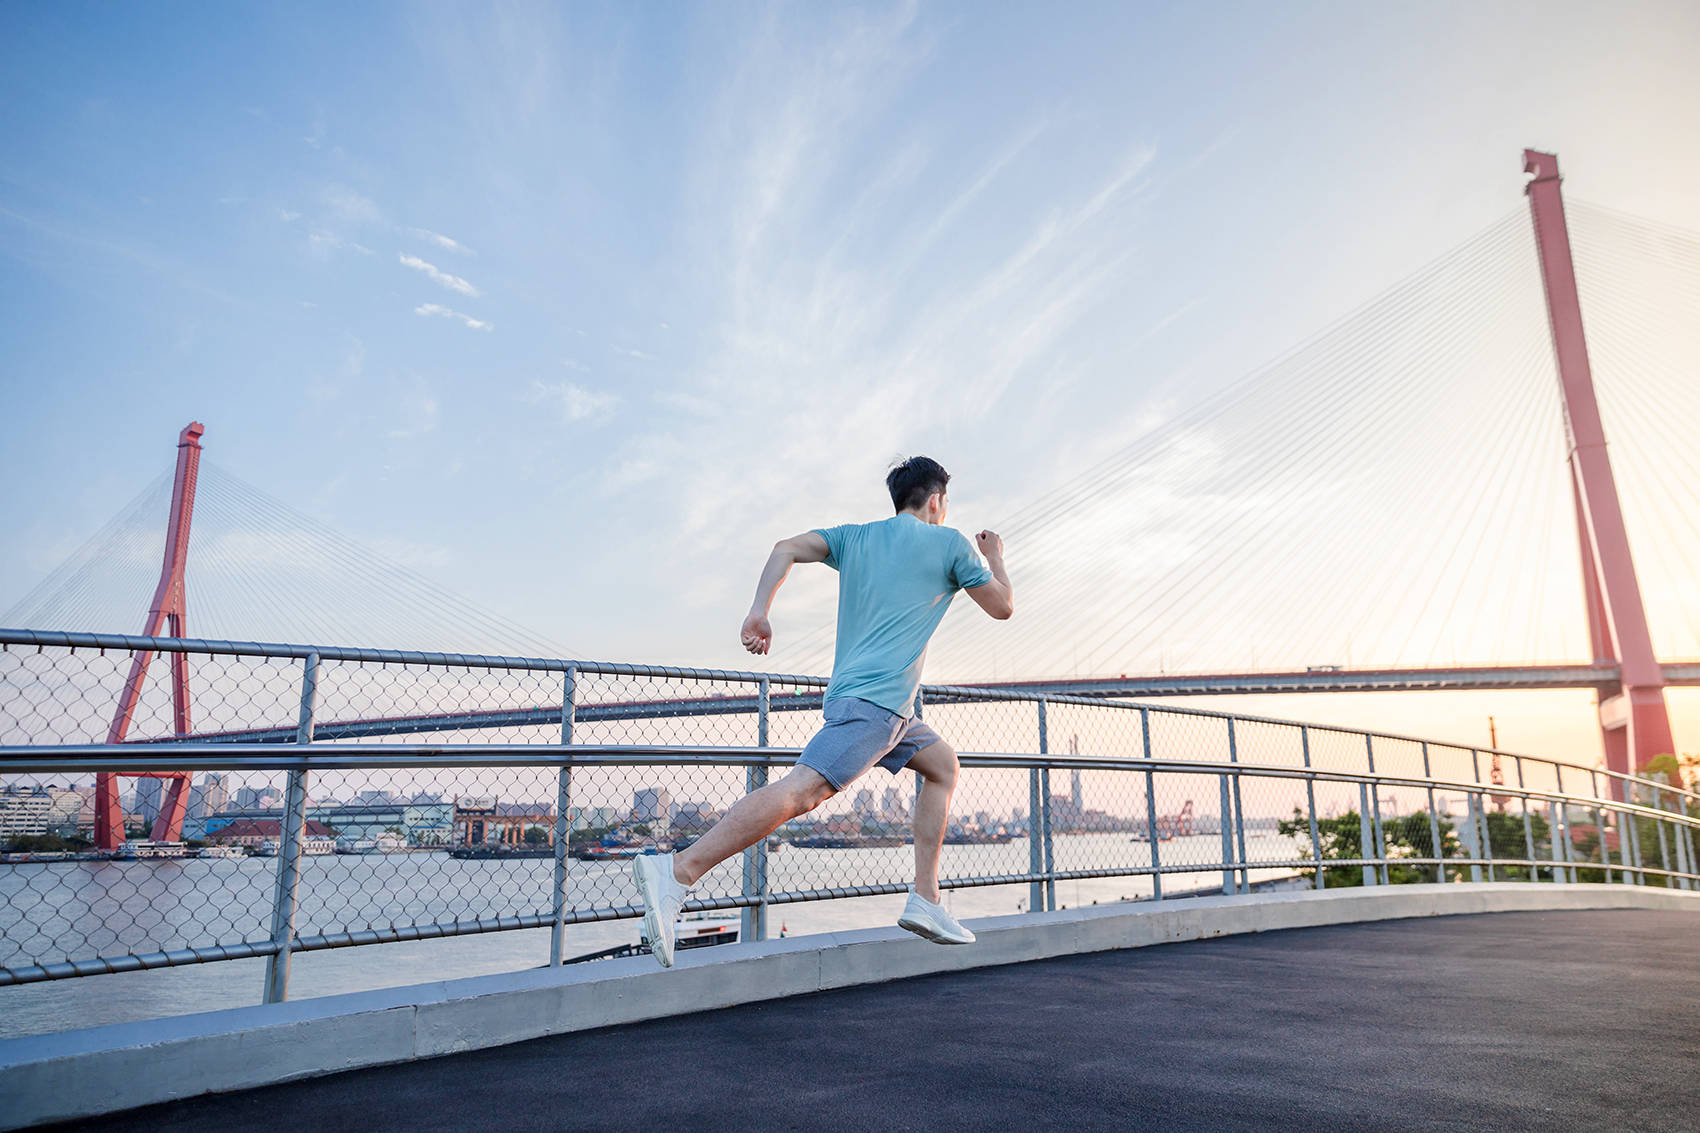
[
  {"x1": 135, "y1": 778, "x2": 164, "y2": 827},
  {"x1": 570, "y1": 805, "x2": 623, "y2": 832},
  {"x1": 72, "y1": 786, "x2": 97, "y2": 834},
  {"x1": 203, "y1": 818, "x2": 334, "y2": 847},
  {"x1": 198, "y1": 773, "x2": 230, "y2": 817},
  {"x1": 203, "y1": 799, "x2": 453, "y2": 846},
  {"x1": 1, "y1": 786, "x2": 83, "y2": 839},
  {"x1": 235, "y1": 785, "x2": 281, "y2": 810},
  {"x1": 633, "y1": 788, "x2": 673, "y2": 830},
  {"x1": 854, "y1": 789, "x2": 876, "y2": 817},
  {"x1": 669, "y1": 801, "x2": 721, "y2": 834}
]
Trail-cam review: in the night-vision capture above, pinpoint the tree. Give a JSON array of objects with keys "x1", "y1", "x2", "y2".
[
  {"x1": 1277, "y1": 808, "x2": 1459, "y2": 887},
  {"x1": 2, "y1": 832, "x2": 91, "y2": 854},
  {"x1": 523, "y1": 825, "x2": 549, "y2": 845}
]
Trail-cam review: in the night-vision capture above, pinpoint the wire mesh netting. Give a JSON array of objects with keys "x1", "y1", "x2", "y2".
[{"x1": 3, "y1": 633, "x2": 1698, "y2": 1022}]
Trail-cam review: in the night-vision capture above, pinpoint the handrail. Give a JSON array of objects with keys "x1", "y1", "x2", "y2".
[
  {"x1": 1, "y1": 743, "x2": 1696, "y2": 825},
  {"x1": 4, "y1": 627, "x2": 1693, "y2": 805}
]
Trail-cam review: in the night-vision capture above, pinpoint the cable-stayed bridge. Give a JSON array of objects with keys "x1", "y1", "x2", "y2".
[
  {"x1": 3, "y1": 154, "x2": 1700, "y2": 1115},
  {"x1": 5, "y1": 150, "x2": 1700, "y2": 842}
]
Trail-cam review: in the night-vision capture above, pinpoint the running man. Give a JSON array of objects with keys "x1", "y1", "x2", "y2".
[{"x1": 633, "y1": 456, "x2": 1013, "y2": 967}]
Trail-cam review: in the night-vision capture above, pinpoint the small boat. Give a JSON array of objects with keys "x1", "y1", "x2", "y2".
[
  {"x1": 570, "y1": 842, "x2": 651, "y2": 861},
  {"x1": 450, "y1": 845, "x2": 556, "y2": 860},
  {"x1": 639, "y1": 914, "x2": 740, "y2": 953},
  {"x1": 194, "y1": 845, "x2": 245, "y2": 859},
  {"x1": 114, "y1": 841, "x2": 190, "y2": 860}
]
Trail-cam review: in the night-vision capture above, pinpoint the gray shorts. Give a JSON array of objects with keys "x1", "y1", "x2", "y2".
[{"x1": 797, "y1": 697, "x2": 945, "y2": 790}]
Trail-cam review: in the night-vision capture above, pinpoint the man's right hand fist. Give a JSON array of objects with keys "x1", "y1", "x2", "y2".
[
  {"x1": 740, "y1": 613, "x2": 773, "y2": 655},
  {"x1": 976, "y1": 530, "x2": 1004, "y2": 560}
]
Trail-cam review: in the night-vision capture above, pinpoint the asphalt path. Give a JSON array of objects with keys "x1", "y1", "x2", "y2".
[{"x1": 46, "y1": 909, "x2": 1700, "y2": 1132}]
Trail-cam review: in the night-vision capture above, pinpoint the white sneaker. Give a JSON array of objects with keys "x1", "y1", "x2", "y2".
[
  {"x1": 632, "y1": 852, "x2": 690, "y2": 967},
  {"x1": 897, "y1": 888, "x2": 975, "y2": 945}
]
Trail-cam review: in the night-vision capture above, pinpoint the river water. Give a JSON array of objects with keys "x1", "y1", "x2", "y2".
[{"x1": 0, "y1": 832, "x2": 1303, "y2": 1040}]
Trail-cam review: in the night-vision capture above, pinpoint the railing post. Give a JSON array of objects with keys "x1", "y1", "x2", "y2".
[
  {"x1": 1624, "y1": 798, "x2": 1644, "y2": 886},
  {"x1": 1301, "y1": 726, "x2": 1323, "y2": 890},
  {"x1": 1366, "y1": 736, "x2": 1387, "y2": 885},
  {"x1": 1228, "y1": 719, "x2": 1248, "y2": 893},
  {"x1": 1682, "y1": 808, "x2": 1698, "y2": 892},
  {"x1": 1467, "y1": 750, "x2": 1487, "y2": 883},
  {"x1": 1038, "y1": 699, "x2": 1055, "y2": 912},
  {"x1": 1357, "y1": 782, "x2": 1376, "y2": 887},
  {"x1": 1590, "y1": 770, "x2": 1612, "y2": 885},
  {"x1": 263, "y1": 652, "x2": 317, "y2": 1004},
  {"x1": 1028, "y1": 748, "x2": 1043, "y2": 915},
  {"x1": 1514, "y1": 757, "x2": 1536, "y2": 883},
  {"x1": 741, "y1": 678, "x2": 771, "y2": 943},
  {"x1": 548, "y1": 665, "x2": 577, "y2": 967},
  {"x1": 1670, "y1": 790, "x2": 1695, "y2": 891},
  {"x1": 1554, "y1": 767, "x2": 1575, "y2": 883},
  {"x1": 1651, "y1": 784, "x2": 1672, "y2": 887},
  {"x1": 1463, "y1": 793, "x2": 1484, "y2": 884},
  {"x1": 1141, "y1": 708, "x2": 1161, "y2": 901},
  {"x1": 1422, "y1": 743, "x2": 1444, "y2": 884},
  {"x1": 1218, "y1": 769, "x2": 1235, "y2": 895}
]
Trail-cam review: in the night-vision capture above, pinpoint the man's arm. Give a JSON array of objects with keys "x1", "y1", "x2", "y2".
[
  {"x1": 740, "y1": 532, "x2": 830, "y2": 654},
  {"x1": 964, "y1": 529, "x2": 1014, "y2": 620}
]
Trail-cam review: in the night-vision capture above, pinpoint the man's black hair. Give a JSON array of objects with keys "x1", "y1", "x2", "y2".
[{"x1": 887, "y1": 456, "x2": 950, "y2": 514}]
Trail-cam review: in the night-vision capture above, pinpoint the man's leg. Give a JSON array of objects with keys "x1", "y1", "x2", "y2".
[
  {"x1": 672, "y1": 765, "x2": 836, "y2": 886},
  {"x1": 907, "y1": 740, "x2": 959, "y2": 903}
]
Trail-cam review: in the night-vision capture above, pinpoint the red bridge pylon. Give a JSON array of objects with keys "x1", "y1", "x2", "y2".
[
  {"x1": 94, "y1": 422, "x2": 204, "y2": 850},
  {"x1": 1523, "y1": 151, "x2": 1676, "y2": 798}
]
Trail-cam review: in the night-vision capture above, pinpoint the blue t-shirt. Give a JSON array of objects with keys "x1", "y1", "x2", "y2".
[{"x1": 810, "y1": 514, "x2": 994, "y2": 718}]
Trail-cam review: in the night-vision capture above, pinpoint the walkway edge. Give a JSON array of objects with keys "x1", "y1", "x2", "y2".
[{"x1": 4, "y1": 884, "x2": 1697, "y2": 1129}]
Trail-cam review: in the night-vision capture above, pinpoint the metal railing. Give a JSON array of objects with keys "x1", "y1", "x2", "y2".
[{"x1": 2, "y1": 628, "x2": 1697, "y2": 1004}]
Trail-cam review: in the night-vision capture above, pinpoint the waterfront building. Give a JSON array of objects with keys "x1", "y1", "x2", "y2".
[
  {"x1": 202, "y1": 799, "x2": 453, "y2": 846},
  {"x1": 205, "y1": 818, "x2": 334, "y2": 849},
  {"x1": 450, "y1": 798, "x2": 554, "y2": 846},
  {"x1": 0, "y1": 785, "x2": 85, "y2": 840},
  {"x1": 1, "y1": 787, "x2": 57, "y2": 839}
]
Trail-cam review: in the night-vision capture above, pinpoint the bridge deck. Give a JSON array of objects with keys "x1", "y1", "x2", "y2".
[{"x1": 45, "y1": 910, "x2": 1698, "y2": 1132}]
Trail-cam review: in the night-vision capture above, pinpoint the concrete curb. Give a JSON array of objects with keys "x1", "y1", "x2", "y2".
[{"x1": 3, "y1": 883, "x2": 1696, "y2": 1128}]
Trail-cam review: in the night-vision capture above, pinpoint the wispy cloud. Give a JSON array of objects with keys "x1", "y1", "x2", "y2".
[
  {"x1": 309, "y1": 230, "x2": 373, "y2": 255},
  {"x1": 278, "y1": 209, "x2": 301, "y2": 222},
  {"x1": 612, "y1": 346, "x2": 653, "y2": 361},
  {"x1": 388, "y1": 381, "x2": 441, "y2": 439},
  {"x1": 415, "y1": 302, "x2": 491, "y2": 331},
  {"x1": 526, "y1": 379, "x2": 617, "y2": 423},
  {"x1": 399, "y1": 253, "x2": 479, "y2": 297},
  {"x1": 322, "y1": 185, "x2": 380, "y2": 223},
  {"x1": 408, "y1": 227, "x2": 475, "y2": 256}
]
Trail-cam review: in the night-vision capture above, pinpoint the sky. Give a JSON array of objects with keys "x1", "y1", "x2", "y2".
[{"x1": 3, "y1": 1, "x2": 1700, "y2": 765}]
